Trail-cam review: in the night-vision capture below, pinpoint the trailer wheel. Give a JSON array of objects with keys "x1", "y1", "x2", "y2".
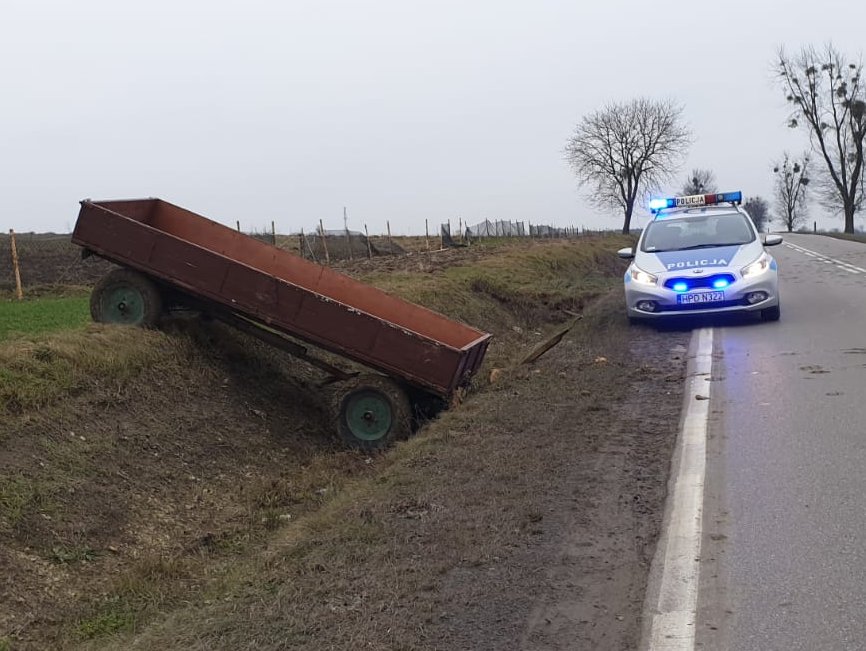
[
  {"x1": 335, "y1": 374, "x2": 412, "y2": 451},
  {"x1": 91, "y1": 269, "x2": 162, "y2": 327}
]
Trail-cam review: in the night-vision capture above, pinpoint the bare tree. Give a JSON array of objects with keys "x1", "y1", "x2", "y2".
[
  {"x1": 743, "y1": 196, "x2": 770, "y2": 232},
  {"x1": 773, "y1": 153, "x2": 810, "y2": 232},
  {"x1": 777, "y1": 44, "x2": 866, "y2": 233},
  {"x1": 681, "y1": 168, "x2": 718, "y2": 196},
  {"x1": 564, "y1": 98, "x2": 691, "y2": 234}
]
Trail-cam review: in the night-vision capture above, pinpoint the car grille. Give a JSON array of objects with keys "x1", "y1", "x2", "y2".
[{"x1": 663, "y1": 273, "x2": 736, "y2": 291}]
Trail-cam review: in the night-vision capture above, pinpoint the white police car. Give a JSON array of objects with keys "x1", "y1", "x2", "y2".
[{"x1": 618, "y1": 191, "x2": 782, "y2": 323}]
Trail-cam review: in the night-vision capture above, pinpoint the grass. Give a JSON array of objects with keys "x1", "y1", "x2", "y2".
[
  {"x1": 0, "y1": 237, "x2": 640, "y2": 649},
  {"x1": 0, "y1": 294, "x2": 90, "y2": 340},
  {"x1": 0, "y1": 325, "x2": 168, "y2": 417},
  {"x1": 77, "y1": 296, "x2": 649, "y2": 651},
  {"x1": 362, "y1": 238, "x2": 631, "y2": 336},
  {"x1": 75, "y1": 604, "x2": 136, "y2": 640},
  {"x1": 0, "y1": 474, "x2": 52, "y2": 535}
]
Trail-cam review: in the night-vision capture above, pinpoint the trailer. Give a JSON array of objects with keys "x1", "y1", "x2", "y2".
[{"x1": 72, "y1": 198, "x2": 491, "y2": 450}]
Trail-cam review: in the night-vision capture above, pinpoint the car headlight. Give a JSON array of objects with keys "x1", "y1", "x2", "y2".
[
  {"x1": 741, "y1": 253, "x2": 771, "y2": 278},
  {"x1": 629, "y1": 266, "x2": 658, "y2": 286}
]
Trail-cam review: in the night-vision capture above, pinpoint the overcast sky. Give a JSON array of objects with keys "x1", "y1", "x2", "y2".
[{"x1": 3, "y1": 0, "x2": 865, "y2": 234}]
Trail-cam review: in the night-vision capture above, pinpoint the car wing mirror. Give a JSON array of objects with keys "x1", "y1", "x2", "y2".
[
  {"x1": 763, "y1": 234, "x2": 783, "y2": 247},
  {"x1": 617, "y1": 247, "x2": 635, "y2": 259}
]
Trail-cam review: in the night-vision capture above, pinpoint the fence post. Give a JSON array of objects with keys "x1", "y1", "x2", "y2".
[
  {"x1": 425, "y1": 219, "x2": 430, "y2": 251},
  {"x1": 458, "y1": 217, "x2": 463, "y2": 243},
  {"x1": 319, "y1": 219, "x2": 330, "y2": 265},
  {"x1": 236, "y1": 220, "x2": 241, "y2": 233},
  {"x1": 387, "y1": 220, "x2": 393, "y2": 254},
  {"x1": 364, "y1": 224, "x2": 373, "y2": 259},
  {"x1": 271, "y1": 220, "x2": 276, "y2": 245},
  {"x1": 9, "y1": 229, "x2": 23, "y2": 300},
  {"x1": 299, "y1": 228, "x2": 305, "y2": 259},
  {"x1": 344, "y1": 207, "x2": 353, "y2": 260}
]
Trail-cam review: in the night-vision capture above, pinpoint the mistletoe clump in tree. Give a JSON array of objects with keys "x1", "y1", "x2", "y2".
[
  {"x1": 773, "y1": 153, "x2": 811, "y2": 232},
  {"x1": 777, "y1": 44, "x2": 866, "y2": 233},
  {"x1": 681, "y1": 168, "x2": 718, "y2": 196}
]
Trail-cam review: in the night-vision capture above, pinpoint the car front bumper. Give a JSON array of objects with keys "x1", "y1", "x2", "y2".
[{"x1": 624, "y1": 273, "x2": 779, "y2": 319}]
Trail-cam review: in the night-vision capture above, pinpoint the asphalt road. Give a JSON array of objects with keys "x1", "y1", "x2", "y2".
[{"x1": 698, "y1": 233, "x2": 866, "y2": 650}]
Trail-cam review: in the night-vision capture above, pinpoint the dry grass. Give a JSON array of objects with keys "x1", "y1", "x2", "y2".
[
  {"x1": 0, "y1": 325, "x2": 168, "y2": 417},
  {"x1": 77, "y1": 295, "x2": 687, "y2": 651},
  {"x1": 0, "y1": 236, "x2": 664, "y2": 650}
]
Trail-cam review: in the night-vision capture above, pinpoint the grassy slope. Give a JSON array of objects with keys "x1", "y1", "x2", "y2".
[{"x1": 0, "y1": 236, "x2": 635, "y2": 650}]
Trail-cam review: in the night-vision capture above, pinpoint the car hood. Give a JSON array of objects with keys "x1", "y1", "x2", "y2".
[{"x1": 634, "y1": 241, "x2": 764, "y2": 275}]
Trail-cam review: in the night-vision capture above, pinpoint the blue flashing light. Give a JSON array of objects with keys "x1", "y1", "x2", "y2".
[
  {"x1": 716, "y1": 191, "x2": 743, "y2": 204},
  {"x1": 672, "y1": 281, "x2": 688, "y2": 292},
  {"x1": 712, "y1": 278, "x2": 730, "y2": 289},
  {"x1": 649, "y1": 198, "x2": 673, "y2": 211}
]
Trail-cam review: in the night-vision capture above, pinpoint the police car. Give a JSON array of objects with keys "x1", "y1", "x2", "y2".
[{"x1": 618, "y1": 191, "x2": 782, "y2": 323}]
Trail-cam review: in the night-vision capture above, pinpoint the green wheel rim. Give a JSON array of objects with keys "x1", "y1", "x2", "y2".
[
  {"x1": 101, "y1": 286, "x2": 146, "y2": 325},
  {"x1": 344, "y1": 391, "x2": 393, "y2": 441}
]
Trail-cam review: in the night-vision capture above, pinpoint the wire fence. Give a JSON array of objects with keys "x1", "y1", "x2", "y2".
[
  {"x1": 297, "y1": 229, "x2": 405, "y2": 263},
  {"x1": 0, "y1": 233, "x2": 111, "y2": 294},
  {"x1": 463, "y1": 219, "x2": 585, "y2": 240},
  {"x1": 2, "y1": 217, "x2": 619, "y2": 295}
]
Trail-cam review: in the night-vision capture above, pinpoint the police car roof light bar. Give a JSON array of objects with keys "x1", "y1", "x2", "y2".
[{"x1": 649, "y1": 191, "x2": 743, "y2": 214}]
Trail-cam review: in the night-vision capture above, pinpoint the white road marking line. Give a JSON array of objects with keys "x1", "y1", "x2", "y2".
[
  {"x1": 787, "y1": 242, "x2": 865, "y2": 273},
  {"x1": 644, "y1": 328, "x2": 713, "y2": 651}
]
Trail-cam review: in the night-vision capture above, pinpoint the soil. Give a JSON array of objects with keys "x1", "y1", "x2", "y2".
[
  {"x1": 0, "y1": 237, "x2": 690, "y2": 650},
  {"x1": 0, "y1": 234, "x2": 110, "y2": 291}
]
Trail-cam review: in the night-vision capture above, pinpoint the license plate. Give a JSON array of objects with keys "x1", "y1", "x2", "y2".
[{"x1": 678, "y1": 291, "x2": 725, "y2": 305}]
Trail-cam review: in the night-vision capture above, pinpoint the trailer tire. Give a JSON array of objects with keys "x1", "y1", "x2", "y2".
[
  {"x1": 335, "y1": 374, "x2": 413, "y2": 451},
  {"x1": 91, "y1": 268, "x2": 163, "y2": 327}
]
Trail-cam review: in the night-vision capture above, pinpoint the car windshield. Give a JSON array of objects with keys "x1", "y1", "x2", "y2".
[{"x1": 641, "y1": 213, "x2": 756, "y2": 252}]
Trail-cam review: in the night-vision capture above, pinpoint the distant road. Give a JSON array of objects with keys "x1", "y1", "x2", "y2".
[{"x1": 699, "y1": 233, "x2": 866, "y2": 650}]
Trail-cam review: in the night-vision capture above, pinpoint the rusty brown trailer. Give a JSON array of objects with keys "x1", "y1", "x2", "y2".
[{"x1": 72, "y1": 198, "x2": 491, "y2": 398}]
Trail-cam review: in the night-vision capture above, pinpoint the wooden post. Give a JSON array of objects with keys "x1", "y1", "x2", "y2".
[
  {"x1": 9, "y1": 229, "x2": 23, "y2": 301},
  {"x1": 364, "y1": 224, "x2": 373, "y2": 259},
  {"x1": 299, "y1": 228, "x2": 305, "y2": 259},
  {"x1": 344, "y1": 207, "x2": 353, "y2": 260},
  {"x1": 439, "y1": 221, "x2": 444, "y2": 250},
  {"x1": 271, "y1": 220, "x2": 276, "y2": 245},
  {"x1": 458, "y1": 217, "x2": 463, "y2": 243},
  {"x1": 386, "y1": 220, "x2": 393, "y2": 254},
  {"x1": 319, "y1": 219, "x2": 330, "y2": 265},
  {"x1": 304, "y1": 228, "x2": 319, "y2": 263},
  {"x1": 236, "y1": 220, "x2": 241, "y2": 233},
  {"x1": 425, "y1": 219, "x2": 430, "y2": 251}
]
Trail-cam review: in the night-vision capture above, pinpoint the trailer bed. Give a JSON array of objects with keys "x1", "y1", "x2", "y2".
[{"x1": 72, "y1": 198, "x2": 490, "y2": 397}]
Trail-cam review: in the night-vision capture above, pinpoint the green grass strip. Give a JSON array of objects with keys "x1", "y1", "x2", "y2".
[{"x1": 0, "y1": 296, "x2": 90, "y2": 340}]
